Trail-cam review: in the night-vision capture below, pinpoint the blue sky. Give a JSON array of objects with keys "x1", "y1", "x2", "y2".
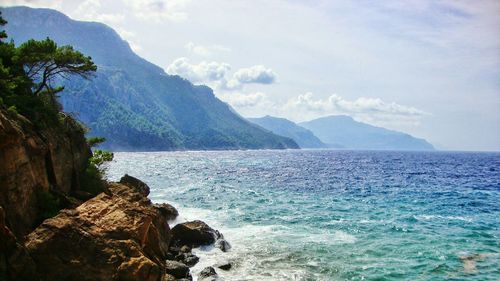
[{"x1": 3, "y1": 0, "x2": 500, "y2": 151}]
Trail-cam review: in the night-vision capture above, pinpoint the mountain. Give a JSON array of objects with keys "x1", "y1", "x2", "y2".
[
  {"x1": 1, "y1": 6, "x2": 298, "y2": 151},
  {"x1": 248, "y1": 116, "x2": 327, "y2": 148},
  {"x1": 299, "y1": 115, "x2": 435, "y2": 151}
]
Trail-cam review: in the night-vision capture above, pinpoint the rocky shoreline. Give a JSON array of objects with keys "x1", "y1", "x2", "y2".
[
  {"x1": 2, "y1": 174, "x2": 231, "y2": 281},
  {"x1": 0, "y1": 109, "x2": 231, "y2": 281}
]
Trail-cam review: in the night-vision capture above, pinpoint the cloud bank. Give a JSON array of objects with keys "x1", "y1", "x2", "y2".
[
  {"x1": 232, "y1": 65, "x2": 277, "y2": 85},
  {"x1": 166, "y1": 58, "x2": 277, "y2": 90},
  {"x1": 284, "y1": 93, "x2": 428, "y2": 117},
  {"x1": 166, "y1": 57, "x2": 230, "y2": 83},
  {"x1": 219, "y1": 91, "x2": 429, "y2": 127}
]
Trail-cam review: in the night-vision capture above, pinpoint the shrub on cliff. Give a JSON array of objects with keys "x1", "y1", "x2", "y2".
[{"x1": 81, "y1": 137, "x2": 114, "y2": 196}]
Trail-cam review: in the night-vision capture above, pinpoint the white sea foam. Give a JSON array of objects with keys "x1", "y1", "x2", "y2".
[{"x1": 415, "y1": 215, "x2": 473, "y2": 222}]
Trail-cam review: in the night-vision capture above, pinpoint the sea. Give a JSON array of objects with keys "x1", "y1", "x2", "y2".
[{"x1": 107, "y1": 150, "x2": 500, "y2": 281}]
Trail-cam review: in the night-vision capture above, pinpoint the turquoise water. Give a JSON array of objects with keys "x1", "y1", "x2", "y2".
[{"x1": 108, "y1": 150, "x2": 500, "y2": 280}]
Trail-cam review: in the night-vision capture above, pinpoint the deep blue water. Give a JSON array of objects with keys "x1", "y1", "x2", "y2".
[{"x1": 108, "y1": 150, "x2": 500, "y2": 280}]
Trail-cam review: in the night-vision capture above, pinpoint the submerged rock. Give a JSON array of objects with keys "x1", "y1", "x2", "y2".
[
  {"x1": 216, "y1": 262, "x2": 232, "y2": 271},
  {"x1": 171, "y1": 220, "x2": 219, "y2": 247},
  {"x1": 459, "y1": 253, "x2": 494, "y2": 273}
]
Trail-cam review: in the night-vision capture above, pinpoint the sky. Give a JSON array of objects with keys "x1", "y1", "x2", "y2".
[{"x1": 2, "y1": 0, "x2": 500, "y2": 151}]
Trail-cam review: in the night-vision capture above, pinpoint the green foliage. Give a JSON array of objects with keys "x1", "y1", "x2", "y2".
[
  {"x1": 80, "y1": 164, "x2": 105, "y2": 196},
  {"x1": 0, "y1": 12, "x2": 6, "y2": 41},
  {"x1": 0, "y1": 13, "x2": 96, "y2": 126},
  {"x1": 7, "y1": 105, "x2": 17, "y2": 116},
  {"x1": 36, "y1": 189, "x2": 61, "y2": 223},
  {"x1": 80, "y1": 149, "x2": 114, "y2": 195},
  {"x1": 4, "y1": 8, "x2": 298, "y2": 151},
  {"x1": 87, "y1": 136, "x2": 106, "y2": 147},
  {"x1": 90, "y1": 149, "x2": 114, "y2": 170},
  {"x1": 16, "y1": 38, "x2": 97, "y2": 96}
]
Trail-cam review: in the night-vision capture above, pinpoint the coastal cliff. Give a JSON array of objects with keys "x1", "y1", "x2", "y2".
[
  {"x1": 0, "y1": 108, "x2": 228, "y2": 280},
  {"x1": 0, "y1": 109, "x2": 91, "y2": 238}
]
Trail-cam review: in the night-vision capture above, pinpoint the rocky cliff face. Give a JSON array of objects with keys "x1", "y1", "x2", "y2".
[
  {"x1": 0, "y1": 109, "x2": 231, "y2": 281},
  {"x1": 0, "y1": 109, "x2": 91, "y2": 238},
  {"x1": 25, "y1": 181, "x2": 171, "y2": 281}
]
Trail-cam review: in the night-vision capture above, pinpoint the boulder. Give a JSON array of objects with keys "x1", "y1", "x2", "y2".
[
  {"x1": 164, "y1": 260, "x2": 190, "y2": 279},
  {"x1": 217, "y1": 262, "x2": 232, "y2": 271},
  {"x1": 23, "y1": 183, "x2": 171, "y2": 281},
  {"x1": 163, "y1": 274, "x2": 177, "y2": 281},
  {"x1": 119, "y1": 174, "x2": 150, "y2": 196},
  {"x1": 175, "y1": 252, "x2": 199, "y2": 267},
  {"x1": 154, "y1": 203, "x2": 179, "y2": 221},
  {"x1": 170, "y1": 220, "x2": 219, "y2": 247},
  {"x1": 198, "y1": 266, "x2": 218, "y2": 280},
  {"x1": 180, "y1": 245, "x2": 191, "y2": 253},
  {"x1": 117, "y1": 256, "x2": 162, "y2": 281},
  {"x1": 214, "y1": 238, "x2": 231, "y2": 252}
]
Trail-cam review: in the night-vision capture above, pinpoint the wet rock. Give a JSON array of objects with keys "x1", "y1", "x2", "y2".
[
  {"x1": 163, "y1": 274, "x2": 177, "y2": 281},
  {"x1": 165, "y1": 260, "x2": 190, "y2": 279},
  {"x1": 199, "y1": 266, "x2": 218, "y2": 280},
  {"x1": 214, "y1": 238, "x2": 231, "y2": 252},
  {"x1": 217, "y1": 262, "x2": 232, "y2": 271},
  {"x1": 185, "y1": 255, "x2": 200, "y2": 267},
  {"x1": 175, "y1": 252, "x2": 199, "y2": 267},
  {"x1": 180, "y1": 245, "x2": 191, "y2": 253},
  {"x1": 163, "y1": 274, "x2": 191, "y2": 281},
  {"x1": 171, "y1": 220, "x2": 218, "y2": 247},
  {"x1": 165, "y1": 252, "x2": 176, "y2": 260},
  {"x1": 154, "y1": 203, "x2": 179, "y2": 221},
  {"x1": 119, "y1": 174, "x2": 150, "y2": 196}
]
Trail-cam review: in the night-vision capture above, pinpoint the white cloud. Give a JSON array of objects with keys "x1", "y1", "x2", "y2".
[
  {"x1": 185, "y1": 42, "x2": 230, "y2": 57},
  {"x1": 232, "y1": 65, "x2": 277, "y2": 85},
  {"x1": 166, "y1": 57, "x2": 230, "y2": 83},
  {"x1": 219, "y1": 91, "x2": 429, "y2": 128},
  {"x1": 285, "y1": 92, "x2": 427, "y2": 116},
  {"x1": 282, "y1": 92, "x2": 429, "y2": 125},
  {"x1": 166, "y1": 58, "x2": 277, "y2": 90}
]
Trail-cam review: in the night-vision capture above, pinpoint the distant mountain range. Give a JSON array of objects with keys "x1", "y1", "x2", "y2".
[
  {"x1": 300, "y1": 115, "x2": 435, "y2": 151},
  {"x1": 1, "y1": 6, "x2": 298, "y2": 151},
  {"x1": 248, "y1": 116, "x2": 326, "y2": 148}
]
